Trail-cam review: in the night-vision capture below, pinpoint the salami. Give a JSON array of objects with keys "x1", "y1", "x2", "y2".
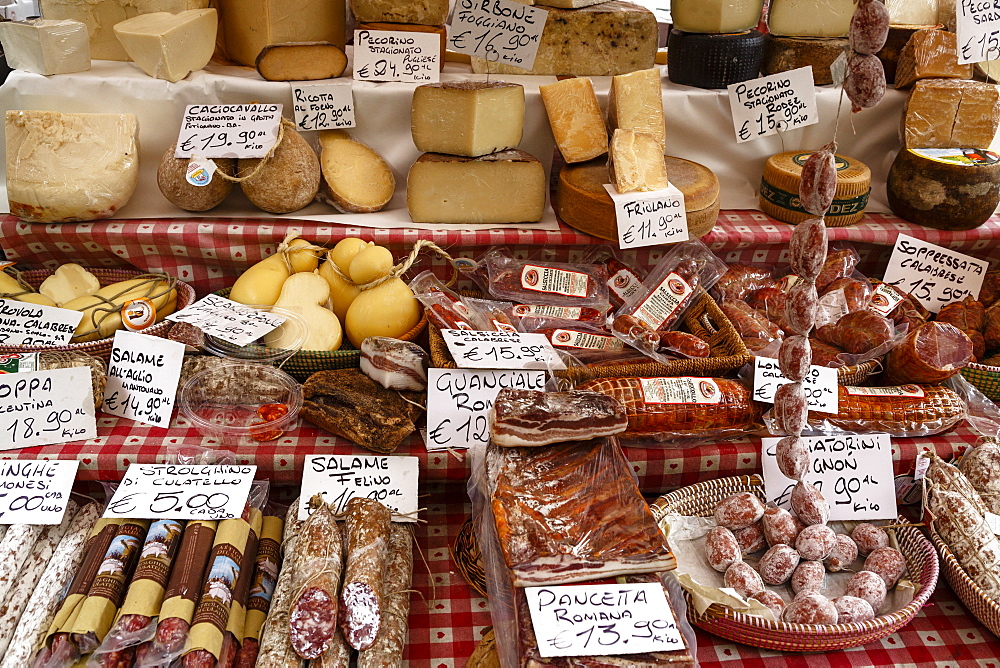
[
  {"x1": 815, "y1": 310, "x2": 893, "y2": 354},
  {"x1": 712, "y1": 264, "x2": 776, "y2": 302},
  {"x1": 815, "y1": 249, "x2": 859, "y2": 293},
  {"x1": 311, "y1": 628, "x2": 353, "y2": 667},
  {"x1": 357, "y1": 524, "x2": 413, "y2": 668},
  {"x1": 340, "y1": 498, "x2": 392, "y2": 651},
  {"x1": 0, "y1": 522, "x2": 44, "y2": 602},
  {"x1": 254, "y1": 502, "x2": 306, "y2": 668},
  {"x1": 289, "y1": 499, "x2": 343, "y2": 659}
]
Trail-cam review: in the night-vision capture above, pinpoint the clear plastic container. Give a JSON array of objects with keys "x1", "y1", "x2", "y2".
[
  {"x1": 178, "y1": 360, "x2": 303, "y2": 446},
  {"x1": 200, "y1": 305, "x2": 309, "y2": 364}
]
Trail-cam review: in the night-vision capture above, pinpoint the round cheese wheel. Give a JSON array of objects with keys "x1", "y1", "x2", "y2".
[
  {"x1": 887, "y1": 148, "x2": 1000, "y2": 231},
  {"x1": 759, "y1": 150, "x2": 871, "y2": 226},
  {"x1": 556, "y1": 156, "x2": 720, "y2": 240},
  {"x1": 667, "y1": 29, "x2": 766, "y2": 89},
  {"x1": 762, "y1": 35, "x2": 849, "y2": 85}
]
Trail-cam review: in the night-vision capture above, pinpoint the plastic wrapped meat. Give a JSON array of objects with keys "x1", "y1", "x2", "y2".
[
  {"x1": 712, "y1": 264, "x2": 776, "y2": 302},
  {"x1": 487, "y1": 438, "x2": 676, "y2": 586},
  {"x1": 884, "y1": 322, "x2": 974, "y2": 384},
  {"x1": 815, "y1": 248, "x2": 859, "y2": 292},
  {"x1": 814, "y1": 310, "x2": 894, "y2": 354},
  {"x1": 359, "y1": 336, "x2": 428, "y2": 391},
  {"x1": 490, "y1": 389, "x2": 627, "y2": 447},
  {"x1": 821, "y1": 277, "x2": 872, "y2": 312}
]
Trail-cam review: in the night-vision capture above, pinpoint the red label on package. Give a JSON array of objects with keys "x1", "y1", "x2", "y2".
[
  {"x1": 632, "y1": 272, "x2": 692, "y2": 329},
  {"x1": 639, "y1": 377, "x2": 722, "y2": 404},
  {"x1": 520, "y1": 264, "x2": 590, "y2": 298}
]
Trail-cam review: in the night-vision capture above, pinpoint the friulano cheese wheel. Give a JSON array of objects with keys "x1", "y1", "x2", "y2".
[
  {"x1": 667, "y1": 29, "x2": 765, "y2": 89},
  {"x1": 887, "y1": 148, "x2": 1000, "y2": 231},
  {"x1": 759, "y1": 150, "x2": 871, "y2": 226}
]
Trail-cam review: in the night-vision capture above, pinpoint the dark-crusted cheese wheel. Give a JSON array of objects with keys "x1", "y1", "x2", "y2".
[
  {"x1": 157, "y1": 144, "x2": 235, "y2": 212},
  {"x1": 667, "y1": 29, "x2": 765, "y2": 89},
  {"x1": 883, "y1": 321, "x2": 974, "y2": 384}
]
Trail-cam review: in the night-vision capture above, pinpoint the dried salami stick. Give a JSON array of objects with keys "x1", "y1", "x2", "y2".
[
  {"x1": 358, "y1": 523, "x2": 413, "y2": 668},
  {"x1": 254, "y1": 502, "x2": 305, "y2": 668},
  {"x1": 288, "y1": 500, "x2": 342, "y2": 659},
  {"x1": 339, "y1": 498, "x2": 391, "y2": 651},
  {"x1": 0, "y1": 522, "x2": 45, "y2": 601}
]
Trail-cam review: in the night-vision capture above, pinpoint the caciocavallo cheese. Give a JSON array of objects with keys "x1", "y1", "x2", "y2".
[
  {"x1": 670, "y1": 0, "x2": 764, "y2": 34},
  {"x1": 0, "y1": 18, "x2": 91, "y2": 75},
  {"x1": 6, "y1": 110, "x2": 140, "y2": 223},
  {"x1": 411, "y1": 81, "x2": 525, "y2": 157},
  {"x1": 767, "y1": 0, "x2": 854, "y2": 38},
  {"x1": 540, "y1": 77, "x2": 608, "y2": 164},
  {"x1": 39, "y1": 0, "x2": 208, "y2": 60},
  {"x1": 218, "y1": 0, "x2": 346, "y2": 66},
  {"x1": 114, "y1": 9, "x2": 217, "y2": 82}
]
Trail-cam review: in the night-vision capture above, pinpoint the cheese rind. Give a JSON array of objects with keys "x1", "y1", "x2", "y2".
[
  {"x1": 762, "y1": 35, "x2": 848, "y2": 85},
  {"x1": 411, "y1": 81, "x2": 525, "y2": 157},
  {"x1": 903, "y1": 79, "x2": 1000, "y2": 149},
  {"x1": 39, "y1": 0, "x2": 209, "y2": 61},
  {"x1": 540, "y1": 77, "x2": 608, "y2": 164},
  {"x1": 767, "y1": 0, "x2": 854, "y2": 38},
  {"x1": 670, "y1": 0, "x2": 764, "y2": 34},
  {"x1": 471, "y1": 1, "x2": 657, "y2": 76},
  {"x1": 894, "y1": 29, "x2": 971, "y2": 88},
  {"x1": 0, "y1": 19, "x2": 91, "y2": 75},
  {"x1": 607, "y1": 68, "x2": 665, "y2": 150},
  {"x1": 608, "y1": 129, "x2": 669, "y2": 193},
  {"x1": 407, "y1": 150, "x2": 546, "y2": 224},
  {"x1": 6, "y1": 110, "x2": 140, "y2": 223},
  {"x1": 349, "y1": 0, "x2": 448, "y2": 25},
  {"x1": 114, "y1": 9, "x2": 217, "y2": 82},
  {"x1": 537, "y1": 0, "x2": 612, "y2": 7},
  {"x1": 218, "y1": 0, "x2": 346, "y2": 66}
]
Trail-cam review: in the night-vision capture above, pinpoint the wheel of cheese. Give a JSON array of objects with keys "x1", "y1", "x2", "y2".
[
  {"x1": 759, "y1": 150, "x2": 871, "y2": 226},
  {"x1": 555, "y1": 156, "x2": 720, "y2": 240},
  {"x1": 667, "y1": 29, "x2": 765, "y2": 89},
  {"x1": 887, "y1": 147, "x2": 1000, "y2": 231},
  {"x1": 762, "y1": 35, "x2": 848, "y2": 85}
]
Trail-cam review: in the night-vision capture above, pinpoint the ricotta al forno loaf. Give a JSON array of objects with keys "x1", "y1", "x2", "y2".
[{"x1": 5, "y1": 110, "x2": 140, "y2": 223}]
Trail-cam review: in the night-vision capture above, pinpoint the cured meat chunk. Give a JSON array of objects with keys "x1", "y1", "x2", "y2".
[
  {"x1": 488, "y1": 438, "x2": 675, "y2": 586},
  {"x1": 490, "y1": 388, "x2": 627, "y2": 447},
  {"x1": 883, "y1": 322, "x2": 973, "y2": 384},
  {"x1": 814, "y1": 310, "x2": 893, "y2": 354},
  {"x1": 340, "y1": 498, "x2": 391, "y2": 651},
  {"x1": 721, "y1": 300, "x2": 783, "y2": 340},
  {"x1": 359, "y1": 337, "x2": 428, "y2": 391},
  {"x1": 712, "y1": 264, "x2": 776, "y2": 302},
  {"x1": 821, "y1": 277, "x2": 872, "y2": 312}
]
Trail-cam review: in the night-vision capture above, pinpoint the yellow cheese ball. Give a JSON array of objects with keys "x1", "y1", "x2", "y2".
[
  {"x1": 344, "y1": 278, "x2": 421, "y2": 347},
  {"x1": 349, "y1": 245, "x2": 395, "y2": 285},
  {"x1": 331, "y1": 237, "x2": 372, "y2": 274}
]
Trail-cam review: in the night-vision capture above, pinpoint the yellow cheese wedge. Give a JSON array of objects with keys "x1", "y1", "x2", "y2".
[
  {"x1": 411, "y1": 81, "x2": 524, "y2": 157},
  {"x1": 608, "y1": 129, "x2": 669, "y2": 194},
  {"x1": 607, "y1": 68, "x2": 665, "y2": 150},
  {"x1": 540, "y1": 77, "x2": 608, "y2": 163}
]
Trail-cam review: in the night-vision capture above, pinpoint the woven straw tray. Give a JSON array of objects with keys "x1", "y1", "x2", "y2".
[
  {"x1": 960, "y1": 363, "x2": 1000, "y2": 402},
  {"x1": 928, "y1": 526, "x2": 1000, "y2": 638},
  {"x1": 0, "y1": 268, "x2": 195, "y2": 363},
  {"x1": 650, "y1": 475, "x2": 940, "y2": 652}
]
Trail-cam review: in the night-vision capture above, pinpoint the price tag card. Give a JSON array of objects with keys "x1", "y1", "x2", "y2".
[
  {"x1": 105, "y1": 464, "x2": 256, "y2": 520},
  {"x1": 525, "y1": 582, "x2": 684, "y2": 658},
  {"x1": 166, "y1": 294, "x2": 286, "y2": 346},
  {"x1": 449, "y1": 0, "x2": 548, "y2": 71},
  {"x1": 605, "y1": 183, "x2": 689, "y2": 249},
  {"x1": 0, "y1": 460, "x2": 80, "y2": 524},
  {"x1": 175, "y1": 104, "x2": 282, "y2": 159},
  {"x1": 292, "y1": 82, "x2": 355, "y2": 131},
  {"x1": 882, "y1": 234, "x2": 988, "y2": 313},
  {"x1": 957, "y1": 3, "x2": 1000, "y2": 64},
  {"x1": 299, "y1": 455, "x2": 418, "y2": 522},
  {"x1": 441, "y1": 329, "x2": 566, "y2": 370},
  {"x1": 425, "y1": 368, "x2": 546, "y2": 451},
  {"x1": 0, "y1": 299, "x2": 83, "y2": 346},
  {"x1": 354, "y1": 29, "x2": 441, "y2": 83},
  {"x1": 752, "y1": 356, "x2": 838, "y2": 415},
  {"x1": 728, "y1": 67, "x2": 818, "y2": 143},
  {"x1": 103, "y1": 331, "x2": 185, "y2": 427},
  {"x1": 762, "y1": 433, "x2": 896, "y2": 521},
  {"x1": 0, "y1": 367, "x2": 96, "y2": 450}
]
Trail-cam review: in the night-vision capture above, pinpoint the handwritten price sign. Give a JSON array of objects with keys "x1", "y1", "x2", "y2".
[
  {"x1": 292, "y1": 83, "x2": 355, "y2": 131},
  {"x1": 605, "y1": 183, "x2": 689, "y2": 249},
  {"x1": 957, "y1": 2, "x2": 1000, "y2": 64},
  {"x1": 105, "y1": 464, "x2": 256, "y2": 520},
  {"x1": 354, "y1": 29, "x2": 440, "y2": 83},
  {"x1": 103, "y1": 331, "x2": 185, "y2": 428},
  {"x1": 882, "y1": 234, "x2": 988, "y2": 313},
  {"x1": 728, "y1": 67, "x2": 818, "y2": 143},
  {"x1": 0, "y1": 300, "x2": 82, "y2": 346},
  {"x1": 174, "y1": 104, "x2": 282, "y2": 159},
  {"x1": 441, "y1": 329, "x2": 565, "y2": 370},
  {"x1": 299, "y1": 455, "x2": 419, "y2": 522},
  {"x1": 166, "y1": 294, "x2": 286, "y2": 346},
  {"x1": 0, "y1": 460, "x2": 79, "y2": 524},
  {"x1": 0, "y1": 367, "x2": 96, "y2": 451},
  {"x1": 752, "y1": 356, "x2": 838, "y2": 415},
  {"x1": 449, "y1": 0, "x2": 548, "y2": 70}
]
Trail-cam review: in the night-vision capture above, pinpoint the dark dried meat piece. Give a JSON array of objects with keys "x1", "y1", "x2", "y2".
[{"x1": 490, "y1": 389, "x2": 627, "y2": 447}]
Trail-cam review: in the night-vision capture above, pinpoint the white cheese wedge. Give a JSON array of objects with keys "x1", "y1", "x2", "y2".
[
  {"x1": 217, "y1": 0, "x2": 346, "y2": 66},
  {"x1": 0, "y1": 18, "x2": 90, "y2": 75},
  {"x1": 6, "y1": 110, "x2": 140, "y2": 223},
  {"x1": 885, "y1": 0, "x2": 939, "y2": 26},
  {"x1": 767, "y1": 0, "x2": 854, "y2": 38},
  {"x1": 609, "y1": 129, "x2": 669, "y2": 193},
  {"x1": 608, "y1": 68, "x2": 665, "y2": 150},
  {"x1": 114, "y1": 9, "x2": 217, "y2": 82},
  {"x1": 411, "y1": 81, "x2": 525, "y2": 157},
  {"x1": 670, "y1": 0, "x2": 764, "y2": 34}
]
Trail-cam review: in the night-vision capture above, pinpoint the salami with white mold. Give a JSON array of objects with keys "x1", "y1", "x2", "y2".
[
  {"x1": 254, "y1": 502, "x2": 305, "y2": 668},
  {"x1": 289, "y1": 499, "x2": 343, "y2": 659},
  {"x1": 357, "y1": 523, "x2": 413, "y2": 668},
  {"x1": 340, "y1": 497, "x2": 391, "y2": 651},
  {"x1": 0, "y1": 522, "x2": 44, "y2": 602}
]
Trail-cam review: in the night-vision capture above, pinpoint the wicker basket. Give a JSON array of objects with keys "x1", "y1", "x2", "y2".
[
  {"x1": 451, "y1": 517, "x2": 488, "y2": 599},
  {"x1": 960, "y1": 363, "x2": 1000, "y2": 401},
  {"x1": 650, "y1": 475, "x2": 940, "y2": 652},
  {"x1": 0, "y1": 268, "x2": 195, "y2": 363},
  {"x1": 213, "y1": 287, "x2": 428, "y2": 382},
  {"x1": 928, "y1": 526, "x2": 1000, "y2": 637},
  {"x1": 838, "y1": 359, "x2": 880, "y2": 385}
]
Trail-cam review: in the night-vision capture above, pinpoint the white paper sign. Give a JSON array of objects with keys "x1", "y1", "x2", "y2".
[
  {"x1": 0, "y1": 460, "x2": 80, "y2": 524},
  {"x1": 604, "y1": 183, "x2": 689, "y2": 249},
  {"x1": 985, "y1": 511, "x2": 1000, "y2": 536},
  {"x1": 728, "y1": 67, "x2": 819, "y2": 143},
  {"x1": 442, "y1": 329, "x2": 566, "y2": 370},
  {"x1": 0, "y1": 367, "x2": 96, "y2": 450},
  {"x1": 882, "y1": 234, "x2": 988, "y2": 313},
  {"x1": 956, "y1": 2, "x2": 1000, "y2": 64},
  {"x1": 752, "y1": 356, "x2": 838, "y2": 415},
  {"x1": 0, "y1": 299, "x2": 83, "y2": 346},
  {"x1": 449, "y1": 0, "x2": 548, "y2": 71},
  {"x1": 762, "y1": 433, "x2": 897, "y2": 521},
  {"x1": 425, "y1": 368, "x2": 546, "y2": 451},
  {"x1": 299, "y1": 455, "x2": 419, "y2": 522},
  {"x1": 292, "y1": 83, "x2": 356, "y2": 131},
  {"x1": 103, "y1": 331, "x2": 185, "y2": 427},
  {"x1": 175, "y1": 104, "x2": 282, "y2": 159},
  {"x1": 525, "y1": 583, "x2": 684, "y2": 658},
  {"x1": 166, "y1": 294, "x2": 286, "y2": 346},
  {"x1": 354, "y1": 29, "x2": 441, "y2": 83},
  {"x1": 105, "y1": 464, "x2": 256, "y2": 520}
]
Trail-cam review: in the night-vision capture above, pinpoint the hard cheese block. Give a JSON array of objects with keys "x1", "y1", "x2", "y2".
[
  {"x1": 671, "y1": 0, "x2": 764, "y2": 33},
  {"x1": 218, "y1": 0, "x2": 345, "y2": 66},
  {"x1": 358, "y1": 22, "x2": 446, "y2": 71},
  {"x1": 0, "y1": 18, "x2": 90, "y2": 75},
  {"x1": 114, "y1": 9, "x2": 217, "y2": 82},
  {"x1": 350, "y1": 0, "x2": 448, "y2": 25},
  {"x1": 607, "y1": 68, "x2": 665, "y2": 150},
  {"x1": 407, "y1": 150, "x2": 546, "y2": 224},
  {"x1": 762, "y1": 35, "x2": 848, "y2": 85},
  {"x1": 895, "y1": 29, "x2": 971, "y2": 88},
  {"x1": 902, "y1": 79, "x2": 1000, "y2": 149},
  {"x1": 411, "y1": 81, "x2": 525, "y2": 157},
  {"x1": 39, "y1": 0, "x2": 208, "y2": 60},
  {"x1": 767, "y1": 0, "x2": 854, "y2": 37},
  {"x1": 540, "y1": 77, "x2": 608, "y2": 163},
  {"x1": 471, "y1": 1, "x2": 657, "y2": 76},
  {"x1": 608, "y1": 129, "x2": 668, "y2": 193},
  {"x1": 6, "y1": 110, "x2": 140, "y2": 223},
  {"x1": 886, "y1": 0, "x2": 940, "y2": 26}
]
